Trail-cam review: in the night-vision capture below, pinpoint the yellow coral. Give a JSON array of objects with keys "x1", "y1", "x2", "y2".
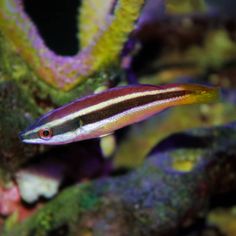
[
  {"x1": 171, "y1": 149, "x2": 202, "y2": 172},
  {"x1": 166, "y1": 0, "x2": 206, "y2": 14},
  {"x1": 0, "y1": 0, "x2": 145, "y2": 91},
  {"x1": 88, "y1": 0, "x2": 145, "y2": 71},
  {"x1": 208, "y1": 207, "x2": 236, "y2": 236},
  {"x1": 79, "y1": 0, "x2": 115, "y2": 48}
]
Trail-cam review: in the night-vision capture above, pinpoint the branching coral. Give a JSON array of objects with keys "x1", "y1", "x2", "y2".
[
  {"x1": 78, "y1": 0, "x2": 116, "y2": 48},
  {"x1": 0, "y1": 0, "x2": 145, "y2": 90}
]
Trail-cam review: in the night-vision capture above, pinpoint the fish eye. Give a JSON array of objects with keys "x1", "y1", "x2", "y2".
[{"x1": 38, "y1": 128, "x2": 53, "y2": 140}]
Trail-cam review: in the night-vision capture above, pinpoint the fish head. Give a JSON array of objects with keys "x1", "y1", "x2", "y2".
[{"x1": 19, "y1": 109, "x2": 81, "y2": 145}]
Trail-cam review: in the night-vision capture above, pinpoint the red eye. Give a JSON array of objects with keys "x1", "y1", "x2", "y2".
[{"x1": 38, "y1": 128, "x2": 53, "y2": 140}]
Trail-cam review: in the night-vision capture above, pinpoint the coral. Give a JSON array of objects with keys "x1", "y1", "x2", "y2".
[
  {"x1": 78, "y1": 0, "x2": 116, "y2": 48},
  {"x1": 16, "y1": 167, "x2": 63, "y2": 204},
  {"x1": 114, "y1": 100, "x2": 236, "y2": 168},
  {"x1": 0, "y1": 80, "x2": 40, "y2": 170},
  {"x1": 134, "y1": 15, "x2": 236, "y2": 85},
  {"x1": 14, "y1": 139, "x2": 111, "y2": 203},
  {"x1": 1, "y1": 1, "x2": 236, "y2": 235},
  {"x1": 166, "y1": 0, "x2": 206, "y2": 14},
  {"x1": 0, "y1": 0, "x2": 145, "y2": 90},
  {"x1": 155, "y1": 29, "x2": 236, "y2": 74},
  {"x1": 3, "y1": 122, "x2": 236, "y2": 235},
  {"x1": 0, "y1": 185, "x2": 20, "y2": 217},
  {"x1": 3, "y1": 184, "x2": 100, "y2": 235},
  {"x1": 208, "y1": 207, "x2": 236, "y2": 236},
  {"x1": 0, "y1": 182, "x2": 39, "y2": 225}
]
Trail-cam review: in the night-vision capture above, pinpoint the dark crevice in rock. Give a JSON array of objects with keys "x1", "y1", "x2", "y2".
[{"x1": 23, "y1": 0, "x2": 80, "y2": 55}]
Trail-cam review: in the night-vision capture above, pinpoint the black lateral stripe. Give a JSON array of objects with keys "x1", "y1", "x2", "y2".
[
  {"x1": 53, "y1": 90, "x2": 190, "y2": 136},
  {"x1": 80, "y1": 90, "x2": 190, "y2": 125}
]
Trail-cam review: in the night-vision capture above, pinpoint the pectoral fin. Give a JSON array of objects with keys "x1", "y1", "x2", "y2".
[{"x1": 100, "y1": 133, "x2": 116, "y2": 158}]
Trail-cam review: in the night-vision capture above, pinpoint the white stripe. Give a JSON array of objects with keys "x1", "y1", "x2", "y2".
[
  {"x1": 23, "y1": 94, "x2": 187, "y2": 144},
  {"x1": 24, "y1": 87, "x2": 184, "y2": 136}
]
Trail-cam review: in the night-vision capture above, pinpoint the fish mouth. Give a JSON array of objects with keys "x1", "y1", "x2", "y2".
[
  {"x1": 18, "y1": 135, "x2": 38, "y2": 144},
  {"x1": 22, "y1": 140, "x2": 37, "y2": 144},
  {"x1": 18, "y1": 131, "x2": 26, "y2": 142},
  {"x1": 18, "y1": 130, "x2": 34, "y2": 144}
]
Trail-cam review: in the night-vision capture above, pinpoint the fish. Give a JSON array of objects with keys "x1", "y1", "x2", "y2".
[{"x1": 19, "y1": 83, "x2": 219, "y2": 145}]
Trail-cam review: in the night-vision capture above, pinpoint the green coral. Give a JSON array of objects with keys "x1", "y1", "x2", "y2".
[
  {"x1": 3, "y1": 184, "x2": 100, "y2": 236},
  {"x1": 166, "y1": 0, "x2": 206, "y2": 14},
  {"x1": 188, "y1": 30, "x2": 236, "y2": 69}
]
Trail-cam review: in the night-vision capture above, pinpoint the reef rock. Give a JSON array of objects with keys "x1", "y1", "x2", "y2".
[{"x1": 3, "y1": 122, "x2": 236, "y2": 236}]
